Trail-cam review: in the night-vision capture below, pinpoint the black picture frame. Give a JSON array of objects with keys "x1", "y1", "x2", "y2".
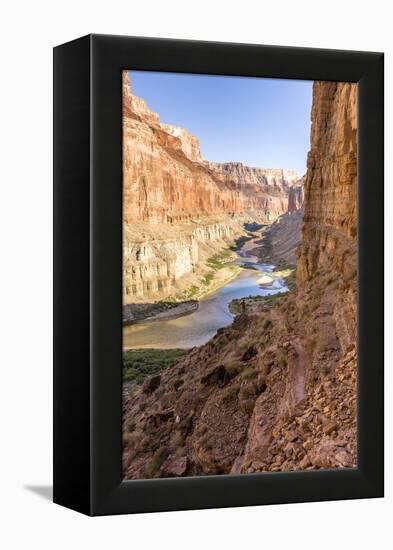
[{"x1": 53, "y1": 34, "x2": 384, "y2": 516}]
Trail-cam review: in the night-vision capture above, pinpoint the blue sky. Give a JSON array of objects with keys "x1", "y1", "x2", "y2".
[{"x1": 129, "y1": 70, "x2": 313, "y2": 176}]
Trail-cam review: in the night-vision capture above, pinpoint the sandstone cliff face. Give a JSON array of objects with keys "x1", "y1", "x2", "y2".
[
  {"x1": 123, "y1": 81, "x2": 358, "y2": 478},
  {"x1": 123, "y1": 218, "x2": 238, "y2": 299},
  {"x1": 206, "y1": 162, "x2": 298, "y2": 191},
  {"x1": 237, "y1": 81, "x2": 357, "y2": 473},
  {"x1": 161, "y1": 124, "x2": 202, "y2": 163},
  {"x1": 259, "y1": 208, "x2": 304, "y2": 265},
  {"x1": 205, "y1": 162, "x2": 298, "y2": 222},
  {"x1": 258, "y1": 175, "x2": 305, "y2": 264},
  {"x1": 123, "y1": 72, "x2": 296, "y2": 225},
  {"x1": 297, "y1": 82, "x2": 357, "y2": 355},
  {"x1": 288, "y1": 176, "x2": 305, "y2": 213},
  {"x1": 297, "y1": 83, "x2": 357, "y2": 281},
  {"x1": 122, "y1": 71, "x2": 298, "y2": 301}
]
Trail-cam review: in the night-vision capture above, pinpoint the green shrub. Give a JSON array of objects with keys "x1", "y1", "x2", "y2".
[
  {"x1": 123, "y1": 367, "x2": 141, "y2": 383},
  {"x1": 170, "y1": 430, "x2": 185, "y2": 450},
  {"x1": 122, "y1": 432, "x2": 131, "y2": 446},
  {"x1": 123, "y1": 348, "x2": 186, "y2": 385},
  {"x1": 241, "y1": 366, "x2": 257, "y2": 380},
  {"x1": 224, "y1": 361, "x2": 243, "y2": 378},
  {"x1": 221, "y1": 383, "x2": 240, "y2": 403},
  {"x1": 206, "y1": 249, "x2": 233, "y2": 269},
  {"x1": 175, "y1": 285, "x2": 199, "y2": 300},
  {"x1": 276, "y1": 349, "x2": 287, "y2": 368},
  {"x1": 173, "y1": 446, "x2": 186, "y2": 457},
  {"x1": 145, "y1": 446, "x2": 168, "y2": 478},
  {"x1": 201, "y1": 271, "x2": 215, "y2": 286}
]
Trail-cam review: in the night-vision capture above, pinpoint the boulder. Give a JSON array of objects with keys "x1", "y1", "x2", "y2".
[{"x1": 160, "y1": 456, "x2": 188, "y2": 477}]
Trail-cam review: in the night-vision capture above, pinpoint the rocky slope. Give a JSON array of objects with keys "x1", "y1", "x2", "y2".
[
  {"x1": 258, "y1": 176, "x2": 305, "y2": 264},
  {"x1": 122, "y1": 71, "x2": 298, "y2": 302},
  {"x1": 122, "y1": 80, "x2": 358, "y2": 478}
]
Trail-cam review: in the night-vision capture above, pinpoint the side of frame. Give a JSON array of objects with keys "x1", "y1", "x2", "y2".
[{"x1": 53, "y1": 35, "x2": 92, "y2": 515}]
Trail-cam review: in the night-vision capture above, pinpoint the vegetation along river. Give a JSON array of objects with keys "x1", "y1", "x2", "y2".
[{"x1": 122, "y1": 238, "x2": 288, "y2": 350}]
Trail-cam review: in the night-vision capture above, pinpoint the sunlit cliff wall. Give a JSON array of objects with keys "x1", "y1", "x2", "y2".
[
  {"x1": 122, "y1": 81, "x2": 358, "y2": 478},
  {"x1": 122, "y1": 71, "x2": 298, "y2": 301}
]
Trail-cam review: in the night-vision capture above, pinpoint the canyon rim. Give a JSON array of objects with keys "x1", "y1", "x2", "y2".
[{"x1": 122, "y1": 71, "x2": 357, "y2": 479}]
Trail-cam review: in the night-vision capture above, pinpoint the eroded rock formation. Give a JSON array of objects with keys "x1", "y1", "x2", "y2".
[
  {"x1": 122, "y1": 71, "x2": 298, "y2": 302},
  {"x1": 258, "y1": 175, "x2": 305, "y2": 264},
  {"x1": 123, "y1": 218, "x2": 239, "y2": 299},
  {"x1": 123, "y1": 72, "x2": 297, "y2": 225},
  {"x1": 288, "y1": 176, "x2": 305, "y2": 213},
  {"x1": 123, "y1": 80, "x2": 358, "y2": 478}
]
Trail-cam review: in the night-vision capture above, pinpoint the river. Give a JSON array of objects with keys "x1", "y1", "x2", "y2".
[{"x1": 122, "y1": 238, "x2": 288, "y2": 350}]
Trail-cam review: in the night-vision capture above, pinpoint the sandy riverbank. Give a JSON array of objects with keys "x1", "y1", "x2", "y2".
[
  {"x1": 122, "y1": 230, "x2": 292, "y2": 327},
  {"x1": 122, "y1": 264, "x2": 242, "y2": 325},
  {"x1": 123, "y1": 300, "x2": 199, "y2": 325}
]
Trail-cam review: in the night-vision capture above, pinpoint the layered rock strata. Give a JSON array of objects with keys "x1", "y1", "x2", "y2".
[
  {"x1": 123, "y1": 81, "x2": 358, "y2": 478},
  {"x1": 123, "y1": 217, "x2": 240, "y2": 300},
  {"x1": 258, "y1": 175, "x2": 305, "y2": 264},
  {"x1": 288, "y1": 176, "x2": 305, "y2": 213},
  {"x1": 122, "y1": 71, "x2": 298, "y2": 301}
]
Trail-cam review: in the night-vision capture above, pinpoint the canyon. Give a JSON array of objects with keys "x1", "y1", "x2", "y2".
[
  {"x1": 122, "y1": 80, "x2": 358, "y2": 479},
  {"x1": 122, "y1": 71, "x2": 300, "y2": 303},
  {"x1": 258, "y1": 178, "x2": 305, "y2": 265}
]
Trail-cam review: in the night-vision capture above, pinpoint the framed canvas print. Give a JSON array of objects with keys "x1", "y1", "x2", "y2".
[{"x1": 53, "y1": 34, "x2": 384, "y2": 515}]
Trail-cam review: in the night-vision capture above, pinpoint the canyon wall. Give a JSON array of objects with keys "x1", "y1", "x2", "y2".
[
  {"x1": 205, "y1": 162, "x2": 297, "y2": 223},
  {"x1": 206, "y1": 162, "x2": 298, "y2": 191},
  {"x1": 298, "y1": 83, "x2": 357, "y2": 280},
  {"x1": 122, "y1": 71, "x2": 298, "y2": 302},
  {"x1": 235, "y1": 81, "x2": 358, "y2": 474},
  {"x1": 123, "y1": 81, "x2": 358, "y2": 479},
  {"x1": 123, "y1": 218, "x2": 239, "y2": 299},
  {"x1": 123, "y1": 71, "x2": 298, "y2": 225},
  {"x1": 258, "y1": 175, "x2": 305, "y2": 264},
  {"x1": 161, "y1": 124, "x2": 202, "y2": 163},
  {"x1": 288, "y1": 176, "x2": 305, "y2": 213},
  {"x1": 297, "y1": 81, "x2": 357, "y2": 356}
]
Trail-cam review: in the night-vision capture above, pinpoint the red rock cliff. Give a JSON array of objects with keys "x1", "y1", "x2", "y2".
[
  {"x1": 122, "y1": 71, "x2": 297, "y2": 225},
  {"x1": 298, "y1": 82, "x2": 357, "y2": 280},
  {"x1": 123, "y1": 81, "x2": 358, "y2": 478},
  {"x1": 297, "y1": 81, "x2": 357, "y2": 355},
  {"x1": 288, "y1": 176, "x2": 305, "y2": 213},
  {"x1": 122, "y1": 71, "x2": 299, "y2": 301}
]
